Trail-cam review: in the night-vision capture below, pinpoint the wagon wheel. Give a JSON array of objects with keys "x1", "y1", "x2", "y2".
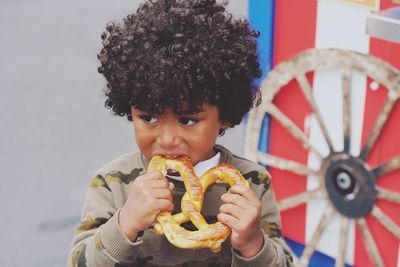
[{"x1": 244, "y1": 48, "x2": 400, "y2": 267}]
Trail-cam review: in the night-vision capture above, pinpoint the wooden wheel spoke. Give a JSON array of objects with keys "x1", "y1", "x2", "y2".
[
  {"x1": 299, "y1": 206, "x2": 335, "y2": 267},
  {"x1": 341, "y1": 69, "x2": 351, "y2": 153},
  {"x1": 243, "y1": 48, "x2": 400, "y2": 267},
  {"x1": 377, "y1": 187, "x2": 400, "y2": 204},
  {"x1": 296, "y1": 74, "x2": 334, "y2": 152},
  {"x1": 357, "y1": 218, "x2": 385, "y2": 267},
  {"x1": 335, "y1": 217, "x2": 350, "y2": 267},
  {"x1": 244, "y1": 108, "x2": 269, "y2": 162},
  {"x1": 257, "y1": 152, "x2": 319, "y2": 177},
  {"x1": 371, "y1": 206, "x2": 400, "y2": 239},
  {"x1": 265, "y1": 102, "x2": 324, "y2": 160},
  {"x1": 359, "y1": 92, "x2": 398, "y2": 160},
  {"x1": 278, "y1": 188, "x2": 321, "y2": 211},
  {"x1": 371, "y1": 155, "x2": 400, "y2": 178}
]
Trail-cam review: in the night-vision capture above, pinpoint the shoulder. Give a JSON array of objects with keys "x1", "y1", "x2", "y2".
[
  {"x1": 91, "y1": 151, "x2": 146, "y2": 186},
  {"x1": 95, "y1": 151, "x2": 144, "y2": 174},
  {"x1": 215, "y1": 144, "x2": 271, "y2": 187}
]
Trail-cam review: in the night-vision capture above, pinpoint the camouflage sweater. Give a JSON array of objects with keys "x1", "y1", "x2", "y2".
[{"x1": 68, "y1": 145, "x2": 293, "y2": 267}]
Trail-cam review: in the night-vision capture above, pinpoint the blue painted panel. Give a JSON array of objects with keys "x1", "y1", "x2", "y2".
[{"x1": 248, "y1": 0, "x2": 275, "y2": 156}]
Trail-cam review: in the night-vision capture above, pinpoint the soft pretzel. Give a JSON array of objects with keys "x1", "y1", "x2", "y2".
[{"x1": 147, "y1": 155, "x2": 249, "y2": 253}]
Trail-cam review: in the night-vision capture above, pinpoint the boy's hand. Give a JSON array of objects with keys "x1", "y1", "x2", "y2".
[
  {"x1": 119, "y1": 171, "x2": 174, "y2": 241},
  {"x1": 217, "y1": 185, "x2": 264, "y2": 258}
]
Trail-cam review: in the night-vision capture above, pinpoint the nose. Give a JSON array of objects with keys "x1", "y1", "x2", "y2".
[{"x1": 157, "y1": 124, "x2": 182, "y2": 149}]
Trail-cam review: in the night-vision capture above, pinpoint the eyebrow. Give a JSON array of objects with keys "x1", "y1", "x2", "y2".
[
  {"x1": 132, "y1": 107, "x2": 205, "y2": 115},
  {"x1": 181, "y1": 109, "x2": 205, "y2": 115},
  {"x1": 132, "y1": 109, "x2": 149, "y2": 115},
  {"x1": 182, "y1": 110, "x2": 205, "y2": 116}
]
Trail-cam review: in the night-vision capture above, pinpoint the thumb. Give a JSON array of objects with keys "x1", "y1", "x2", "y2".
[{"x1": 169, "y1": 182, "x2": 175, "y2": 191}]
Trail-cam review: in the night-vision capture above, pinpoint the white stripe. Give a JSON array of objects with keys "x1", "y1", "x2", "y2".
[
  {"x1": 306, "y1": 70, "x2": 348, "y2": 261},
  {"x1": 398, "y1": 244, "x2": 400, "y2": 267},
  {"x1": 315, "y1": 0, "x2": 371, "y2": 52},
  {"x1": 306, "y1": 0, "x2": 370, "y2": 264}
]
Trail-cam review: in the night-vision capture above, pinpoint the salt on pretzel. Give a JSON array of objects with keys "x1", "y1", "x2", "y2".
[{"x1": 147, "y1": 155, "x2": 249, "y2": 253}]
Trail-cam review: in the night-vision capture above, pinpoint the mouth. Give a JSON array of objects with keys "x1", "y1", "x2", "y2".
[
  {"x1": 154, "y1": 153, "x2": 191, "y2": 160},
  {"x1": 152, "y1": 153, "x2": 191, "y2": 176}
]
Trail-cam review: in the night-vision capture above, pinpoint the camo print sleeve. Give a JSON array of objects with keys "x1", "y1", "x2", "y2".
[
  {"x1": 226, "y1": 150, "x2": 294, "y2": 267},
  {"x1": 67, "y1": 155, "x2": 146, "y2": 267}
]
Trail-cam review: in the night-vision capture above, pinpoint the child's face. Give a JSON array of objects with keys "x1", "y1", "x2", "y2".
[{"x1": 131, "y1": 103, "x2": 229, "y2": 166}]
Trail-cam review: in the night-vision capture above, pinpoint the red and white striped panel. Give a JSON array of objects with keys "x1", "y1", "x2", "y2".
[{"x1": 270, "y1": 0, "x2": 400, "y2": 266}]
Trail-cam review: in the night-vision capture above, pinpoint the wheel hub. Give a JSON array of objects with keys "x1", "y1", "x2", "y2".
[{"x1": 323, "y1": 153, "x2": 377, "y2": 218}]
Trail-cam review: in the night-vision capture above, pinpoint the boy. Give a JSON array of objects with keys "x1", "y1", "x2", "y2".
[{"x1": 68, "y1": 0, "x2": 293, "y2": 266}]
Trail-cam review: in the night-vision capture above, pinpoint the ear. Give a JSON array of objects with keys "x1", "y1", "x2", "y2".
[
  {"x1": 218, "y1": 121, "x2": 230, "y2": 137},
  {"x1": 220, "y1": 121, "x2": 231, "y2": 130}
]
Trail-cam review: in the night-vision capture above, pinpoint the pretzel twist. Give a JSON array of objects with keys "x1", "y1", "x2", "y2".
[{"x1": 147, "y1": 155, "x2": 249, "y2": 253}]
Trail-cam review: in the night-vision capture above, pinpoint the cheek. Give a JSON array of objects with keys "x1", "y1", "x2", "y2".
[
  {"x1": 134, "y1": 126, "x2": 153, "y2": 150},
  {"x1": 190, "y1": 127, "x2": 219, "y2": 149}
]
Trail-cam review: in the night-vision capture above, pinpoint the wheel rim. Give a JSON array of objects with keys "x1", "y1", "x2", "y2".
[{"x1": 245, "y1": 48, "x2": 400, "y2": 267}]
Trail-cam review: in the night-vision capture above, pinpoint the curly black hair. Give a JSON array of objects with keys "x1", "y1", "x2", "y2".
[{"x1": 97, "y1": 0, "x2": 262, "y2": 126}]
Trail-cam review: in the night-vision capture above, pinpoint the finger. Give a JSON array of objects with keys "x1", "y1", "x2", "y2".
[
  {"x1": 228, "y1": 184, "x2": 258, "y2": 202},
  {"x1": 221, "y1": 192, "x2": 248, "y2": 209},
  {"x1": 217, "y1": 213, "x2": 242, "y2": 230},
  {"x1": 152, "y1": 199, "x2": 174, "y2": 213},
  {"x1": 149, "y1": 179, "x2": 171, "y2": 189},
  {"x1": 151, "y1": 188, "x2": 173, "y2": 201},
  {"x1": 145, "y1": 170, "x2": 166, "y2": 180},
  {"x1": 219, "y1": 203, "x2": 245, "y2": 220}
]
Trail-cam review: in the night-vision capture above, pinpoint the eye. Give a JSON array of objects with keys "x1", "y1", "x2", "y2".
[
  {"x1": 179, "y1": 117, "x2": 198, "y2": 126},
  {"x1": 139, "y1": 115, "x2": 158, "y2": 124}
]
